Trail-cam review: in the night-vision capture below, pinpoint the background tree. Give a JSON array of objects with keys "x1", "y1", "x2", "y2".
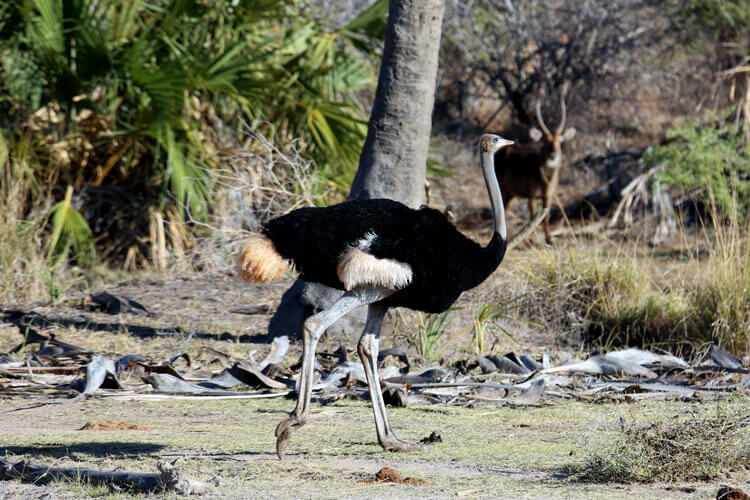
[
  {"x1": 437, "y1": 0, "x2": 664, "y2": 135},
  {"x1": 350, "y1": 0, "x2": 445, "y2": 206}
]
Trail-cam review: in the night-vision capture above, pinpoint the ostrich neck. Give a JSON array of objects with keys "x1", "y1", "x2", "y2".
[{"x1": 480, "y1": 149, "x2": 507, "y2": 242}]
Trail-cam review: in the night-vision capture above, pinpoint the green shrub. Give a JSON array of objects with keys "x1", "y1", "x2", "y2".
[
  {"x1": 645, "y1": 115, "x2": 749, "y2": 222},
  {"x1": 670, "y1": 0, "x2": 750, "y2": 49}
]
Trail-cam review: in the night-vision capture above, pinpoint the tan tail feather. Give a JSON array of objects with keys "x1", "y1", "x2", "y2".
[{"x1": 238, "y1": 234, "x2": 289, "y2": 282}]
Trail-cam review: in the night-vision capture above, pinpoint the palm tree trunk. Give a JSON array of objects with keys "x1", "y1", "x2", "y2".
[{"x1": 350, "y1": 0, "x2": 445, "y2": 207}]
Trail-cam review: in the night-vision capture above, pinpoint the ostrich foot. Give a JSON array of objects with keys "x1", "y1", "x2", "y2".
[{"x1": 275, "y1": 416, "x2": 304, "y2": 460}]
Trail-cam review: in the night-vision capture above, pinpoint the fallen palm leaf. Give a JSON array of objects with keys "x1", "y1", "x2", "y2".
[
  {"x1": 229, "y1": 305, "x2": 270, "y2": 315},
  {"x1": 42, "y1": 355, "x2": 121, "y2": 403},
  {"x1": 257, "y1": 336, "x2": 290, "y2": 371},
  {"x1": 144, "y1": 373, "x2": 251, "y2": 395},
  {"x1": 540, "y1": 354, "x2": 657, "y2": 378},
  {"x1": 105, "y1": 392, "x2": 291, "y2": 401},
  {"x1": 228, "y1": 360, "x2": 290, "y2": 390},
  {"x1": 89, "y1": 291, "x2": 150, "y2": 315}
]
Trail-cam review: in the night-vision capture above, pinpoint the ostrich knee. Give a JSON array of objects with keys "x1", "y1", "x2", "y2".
[{"x1": 357, "y1": 333, "x2": 377, "y2": 360}]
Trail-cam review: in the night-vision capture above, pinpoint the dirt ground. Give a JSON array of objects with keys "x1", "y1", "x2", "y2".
[{"x1": 1, "y1": 267, "x2": 748, "y2": 499}]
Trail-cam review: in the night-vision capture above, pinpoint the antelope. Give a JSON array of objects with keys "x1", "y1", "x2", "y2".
[{"x1": 494, "y1": 84, "x2": 576, "y2": 244}]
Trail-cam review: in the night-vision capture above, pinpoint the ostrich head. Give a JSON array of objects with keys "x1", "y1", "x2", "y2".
[{"x1": 480, "y1": 134, "x2": 514, "y2": 154}]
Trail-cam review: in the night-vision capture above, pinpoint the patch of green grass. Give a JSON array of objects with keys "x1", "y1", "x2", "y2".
[
  {"x1": 412, "y1": 309, "x2": 453, "y2": 360},
  {"x1": 569, "y1": 403, "x2": 750, "y2": 483}
]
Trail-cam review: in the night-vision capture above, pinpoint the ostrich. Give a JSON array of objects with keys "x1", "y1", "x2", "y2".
[{"x1": 238, "y1": 134, "x2": 514, "y2": 459}]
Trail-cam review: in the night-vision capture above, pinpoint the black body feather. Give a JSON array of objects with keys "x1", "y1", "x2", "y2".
[{"x1": 263, "y1": 198, "x2": 506, "y2": 313}]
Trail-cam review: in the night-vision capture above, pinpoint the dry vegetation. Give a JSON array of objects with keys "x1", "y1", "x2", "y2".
[
  {"x1": 2, "y1": 0, "x2": 750, "y2": 497},
  {"x1": 572, "y1": 403, "x2": 750, "y2": 483}
]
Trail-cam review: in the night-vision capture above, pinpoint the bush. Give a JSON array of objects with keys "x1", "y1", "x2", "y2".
[
  {"x1": 571, "y1": 405, "x2": 750, "y2": 483},
  {"x1": 0, "y1": 0, "x2": 384, "y2": 275},
  {"x1": 646, "y1": 114, "x2": 749, "y2": 222}
]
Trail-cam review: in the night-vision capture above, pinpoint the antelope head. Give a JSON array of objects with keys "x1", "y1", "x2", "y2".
[{"x1": 528, "y1": 83, "x2": 576, "y2": 169}]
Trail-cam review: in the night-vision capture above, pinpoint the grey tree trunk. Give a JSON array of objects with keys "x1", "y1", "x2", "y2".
[
  {"x1": 350, "y1": 0, "x2": 445, "y2": 207},
  {"x1": 268, "y1": 0, "x2": 446, "y2": 341}
]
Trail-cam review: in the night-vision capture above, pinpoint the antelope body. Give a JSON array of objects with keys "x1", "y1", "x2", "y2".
[{"x1": 494, "y1": 85, "x2": 576, "y2": 244}]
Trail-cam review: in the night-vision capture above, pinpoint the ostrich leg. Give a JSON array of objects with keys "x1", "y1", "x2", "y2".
[
  {"x1": 358, "y1": 303, "x2": 424, "y2": 452},
  {"x1": 275, "y1": 287, "x2": 392, "y2": 459}
]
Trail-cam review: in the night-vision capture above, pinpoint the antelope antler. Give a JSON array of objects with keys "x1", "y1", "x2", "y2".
[
  {"x1": 535, "y1": 82, "x2": 571, "y2": 138},
  {"x1": 555, "y1": 82, "x2": 570, "y2": 136},
  {"x1": 535, "y1": 99, "x2": 552, "y2": 137}
]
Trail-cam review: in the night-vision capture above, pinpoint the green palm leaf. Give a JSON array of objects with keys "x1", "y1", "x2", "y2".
[
  {"x1": 47, "y1": 185, "x2": 96, "y2": 267},
  {"x1": 152, "y1": 124, "x2": 209, "y2": 221},
  {"x1": 340, "y1": 0, "x2": 388, "y2": 53}
]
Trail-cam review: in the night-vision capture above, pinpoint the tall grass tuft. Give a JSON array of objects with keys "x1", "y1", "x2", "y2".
[
  {"x1": 692, "y1": 202, "x2": 750, "y2": 354},
  {"x1": 0, "y1": 133, "x2": 54, "y2": 303},
  {"x1": 414, "y1": 310, "x2": 452, "y2": 361},
  {"x1": 524, "y1": 246, "x2": 691, "y2": 350}
]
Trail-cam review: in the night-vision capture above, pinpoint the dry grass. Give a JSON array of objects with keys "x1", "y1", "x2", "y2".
[
  {"x1": 0, "y1": 133, "x2": 58, "y2": 304},
  {"x1": 520, "y1": 244, "x2": 691, "y2": 350},
  {"x1": 692, "y1": 214, "x2": 750, "y2": 354},
  {"x1": 0, "y1": 205, "x2": 51, "y2": 303},
  {"x1": 571, "y1": 401, "x2": 750, "y2": 483},
  {"x1": 176, "y1": 130, "x2": 328, "y2": 274},
  {"x1": 515, "y1": 216, "x2": 750, "y2": 357}
]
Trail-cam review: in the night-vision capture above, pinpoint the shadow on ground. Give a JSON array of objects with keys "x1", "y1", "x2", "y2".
[
  {"x1": 1, "y1": 310, "x2": 268, "y2": 345},
  {"x1": 2, "y1": 442, "x2": 166, "y2": 460}
]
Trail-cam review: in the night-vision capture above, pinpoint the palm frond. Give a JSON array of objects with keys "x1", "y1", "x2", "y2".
[
  {"x1": 47, "y1": 185, "x2": 96, "y2": 267},
  {"x1": 340, "y1": 0, "x2": 388, "y2": 53},
  {"x1": 152, "y1": 124, "x2": 209, "y2": 221}
]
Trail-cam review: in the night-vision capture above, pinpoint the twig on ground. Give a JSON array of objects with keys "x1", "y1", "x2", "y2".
[{"x1": 507, "y1": 208, "x2": 550, "y2": 250}]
